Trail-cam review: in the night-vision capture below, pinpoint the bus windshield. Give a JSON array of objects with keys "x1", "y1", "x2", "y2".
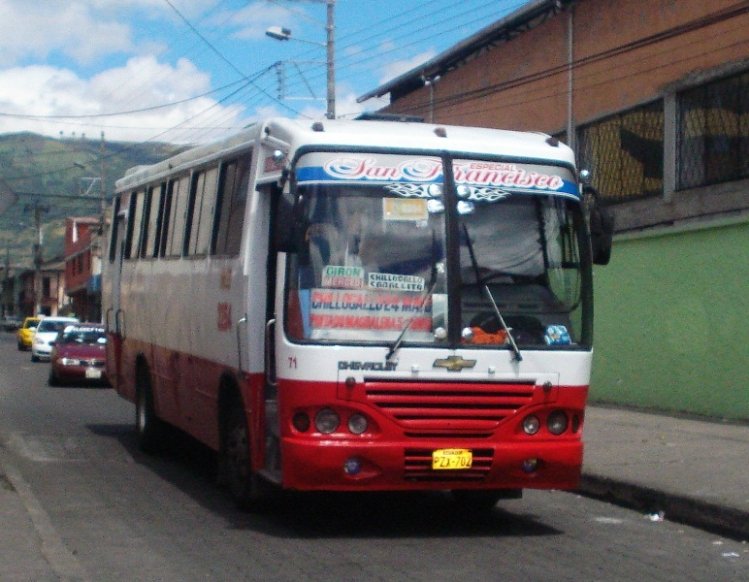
[{"x1": 284, "y1": 152, "x2": 591, "y2": 350}]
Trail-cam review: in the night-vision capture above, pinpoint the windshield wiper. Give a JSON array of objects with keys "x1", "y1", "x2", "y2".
[
  {"x1": 386, "y1": 230, "x2": 439, "y2": 363},
  {"x1": 483, "y1": 285, "x2": 523, "y2": 362},
  {"x1": 385, "y1": 279, "x2": 437, "y2": 363},
  {"x1": 462, "y1": 224, "x2": 522, "y2": 361}
]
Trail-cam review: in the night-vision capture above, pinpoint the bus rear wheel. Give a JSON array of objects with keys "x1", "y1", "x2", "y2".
[{"x1": 135, "y1": 364, "x2": 162, "y2": 453}]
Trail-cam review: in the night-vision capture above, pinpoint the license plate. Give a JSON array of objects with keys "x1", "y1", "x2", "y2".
[
  {"x1": 432, "y1": 448, "x2": 473, "y2": 470},
  {"x1": 85, "y1": 368, "x2": 102, "y2": 379}
]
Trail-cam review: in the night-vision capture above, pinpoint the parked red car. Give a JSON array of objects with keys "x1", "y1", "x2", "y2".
[{"x1": 48, "y1": 324, "x2": 108, "y2": 386}]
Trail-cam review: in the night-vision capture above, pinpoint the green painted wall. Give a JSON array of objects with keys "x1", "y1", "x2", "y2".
[{"x1": 590, "y1": 217, "x2": 749, "y2": 420}]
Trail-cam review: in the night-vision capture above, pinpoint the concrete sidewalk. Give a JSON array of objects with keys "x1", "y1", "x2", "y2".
[{"x1": 579, "y1": 406, "x2": 749, "y2": 541}]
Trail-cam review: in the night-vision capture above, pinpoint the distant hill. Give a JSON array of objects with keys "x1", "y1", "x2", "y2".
[{"x1": 0, "y1": 132, "x2": 186, "y2": 268}]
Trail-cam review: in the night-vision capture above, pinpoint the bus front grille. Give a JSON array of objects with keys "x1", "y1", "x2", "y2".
[{"x1": 364, "y1": 380, "x2": 535, "y2": 438}]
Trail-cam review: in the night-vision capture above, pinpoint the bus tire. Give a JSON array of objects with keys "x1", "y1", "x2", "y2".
[
  {"x1": 222, "y1": 403, "x2": 266, "y2": 511},
  {"x1": 135, "y1": 364, "x2": 162, "y2": 453}
]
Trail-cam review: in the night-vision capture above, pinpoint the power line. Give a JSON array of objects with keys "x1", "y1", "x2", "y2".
[{"x1": 0, "y1": 78, "x2": 247, "y2": 120}]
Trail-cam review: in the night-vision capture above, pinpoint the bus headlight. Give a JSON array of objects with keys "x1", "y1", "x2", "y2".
[
  {"x1": 315, "y1": 408, "x2": 340, "y2": 434},
  {"x1": 547, "y1": 410, "x2": 568, "y2": 435},
  {"x1": 522, "y1": 415, "x2": 540, "y2": 435},
  {"x1": 347, "y1": 413, "x2": 368, "y2": 435}
]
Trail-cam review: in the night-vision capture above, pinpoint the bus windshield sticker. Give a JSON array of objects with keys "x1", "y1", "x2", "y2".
[
  {"x1": 321, "y1": 266, "x2": 364, "y2": 289},
  {"x1": 453, "y1": 159, "x2": 579, "y2": 200},
  {"x1": 309, "y1": 288, "x2": 432, "y2": 339},
  {"x1": 296, "y1": 153, "x2": 579, "y2": 200},
  {"x1": 296, "y1": 153, "x2": 442, "y2": 185},
  {"x1": 383, "y1": 198, "x2": 428, "y2": 222},
  {"x1": 368, "y1": 273, "x2": 424, "y2": 292}
]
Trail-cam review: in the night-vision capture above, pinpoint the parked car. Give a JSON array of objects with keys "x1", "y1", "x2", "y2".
[
  {"x1": 48, "y1": 324, "x2": 108, "y2": 386},
  {"x1": 16, "y1": 316, "x2": 41, "y2": 351},
  {"x1": 31, "y1": 316, "x2": 80, "y2": 362},
  {"x1": 2, "y1": 316, "x2": 22, "y2": 332}
]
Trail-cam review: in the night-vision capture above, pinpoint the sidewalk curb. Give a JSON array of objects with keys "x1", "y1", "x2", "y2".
[
  {"x1": 578, "y1": 473, "x2": 749, "y2": 542},
  {"x1": 0, "y1": 446, "x2": 90, "y2": 581}
]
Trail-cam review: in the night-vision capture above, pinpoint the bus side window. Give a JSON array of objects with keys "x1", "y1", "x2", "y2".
[
  {"x1": 187, "y1": 166, "x2": 218, "y2": 256},
  {"x1": 214, "y1": 153, "x2": 251, "y2": 256},
  {"x1": 158, "y1": 182, "x2": 173, "y2": 258},
  {"x1": 142, "y1": 183, "x2": 164, "y2": 258},
  {"x1": 165, "y1": 175, "x2": 190, "y2": 257},
  {"x1": 108, "y1": 196, "x2": 122, "y2": 263},
  {"x1": 125, "y1": 190, "x2": 145, "y2": 260}
]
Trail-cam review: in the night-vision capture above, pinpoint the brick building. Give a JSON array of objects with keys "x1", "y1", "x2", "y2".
[{"x1": 64, "y1": 216, "x2": 104, "y2": 323}]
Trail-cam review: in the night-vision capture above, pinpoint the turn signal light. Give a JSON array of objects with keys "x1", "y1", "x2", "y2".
[{"x1": 292, "y1": 412, "x2": 310, "y2": 432}]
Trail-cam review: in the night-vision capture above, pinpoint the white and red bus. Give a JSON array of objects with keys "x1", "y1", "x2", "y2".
[{"x1": 103, "y1": 117, "x2": 612, "y2": 510}]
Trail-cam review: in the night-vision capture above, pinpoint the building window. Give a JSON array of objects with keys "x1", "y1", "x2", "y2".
[
  {"x1": 677, "y1": 70, "x2": 749, "y2": 190},
  {"x1": 577, "y1": 101, "x2": 664, "y2": 203}
]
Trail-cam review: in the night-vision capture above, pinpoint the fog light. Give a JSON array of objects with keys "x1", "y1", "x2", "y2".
[
  {"x1": 315, "y1": 408, "x2": 340, "y2": 434},
  {"x1": 343, "y1": 457, "x2": 361, "y2": 476},
  {"x1": 523, "y1": 415, "x2": 541, "y2": 435},
  {"x1": 547, "y1": 410, "x2": 568, "y2": 435},
  {"x1": 522, "y1": 458, "x2": 539, "y2": 473},
  {"x1": 292, "y1": 412, "x2": 310, "y2": 432},
  {"x1": 348, "y1": 413, "x2": 368, "y2": 435}
]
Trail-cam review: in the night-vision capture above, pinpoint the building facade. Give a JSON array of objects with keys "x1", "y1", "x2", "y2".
[
  {"x1": 17, "y1": 259, "x2": 68, "y2": 317},
  {"x1": 359, "y1": 0, "x2": 749, "y2": 419},
  {"x1": 64, "y1": 216, "x2": 103, "y2": 323}
]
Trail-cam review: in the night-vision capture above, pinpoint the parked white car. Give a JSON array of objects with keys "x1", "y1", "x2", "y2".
[{"x1": 31, "y1": 317, "x2": 80, "y2": 362}]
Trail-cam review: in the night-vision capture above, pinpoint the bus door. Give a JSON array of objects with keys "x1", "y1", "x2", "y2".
[
  {"x1": 105, "y1": 201, "x2": 127, "y2": 390},
  {"x1": 261, "y1": 182, "x2": 282, "y2": 480}
]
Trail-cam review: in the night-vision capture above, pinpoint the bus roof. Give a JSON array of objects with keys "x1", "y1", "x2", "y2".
[{"x1": 116, "y1": 118, "x2": 576, "y2": 192}]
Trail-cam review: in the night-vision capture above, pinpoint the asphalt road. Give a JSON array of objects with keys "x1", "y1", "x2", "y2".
[{"x1": 0, "y1": 332, "x2": 746, "y2": 581}]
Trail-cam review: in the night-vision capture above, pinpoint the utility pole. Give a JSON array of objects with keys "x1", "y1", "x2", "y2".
[
  {"x1": 26, "y1": 201, "x2": 50, "y2": 315},
  {"x1": 325, "y1": 0, "x2": 335, "y2": 119},
  {"x1": 100, "y1": 131, "x2": 107, "y2": 223},
  {"x1": 265, "y1": 0, "x2": 335, "y2": 119}
]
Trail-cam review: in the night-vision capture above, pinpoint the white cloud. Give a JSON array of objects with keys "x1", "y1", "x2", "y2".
[
  {"x1": 0, "y1": 57, "x2": 249, "y2": 143},
  {"x1": 0, "y1": 1, "x2": 133, "y2": 66},
  {"x1": 379, "y1": 50, "x2": 436, "y2": 85},
  {"x1": 215, "y1": 2, "x2": 300, "y2": 41}
]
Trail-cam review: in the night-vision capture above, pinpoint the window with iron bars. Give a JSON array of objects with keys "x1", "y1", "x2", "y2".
[
  {"x1": 677, "y1": 70, "x2": 749, "y2": 190},
  {"x1": 576, "y1": 101, "x2": 664, "y2": 203}
]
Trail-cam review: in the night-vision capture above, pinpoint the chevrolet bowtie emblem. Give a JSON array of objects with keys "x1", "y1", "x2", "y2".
[{"x1": 433, "y1": 355, "x2": 477, "y2": 372}]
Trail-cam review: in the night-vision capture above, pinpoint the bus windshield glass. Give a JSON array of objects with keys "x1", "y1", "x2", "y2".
[{"x1": 284, "y1": 152, "x2": 591, "y2": 349}]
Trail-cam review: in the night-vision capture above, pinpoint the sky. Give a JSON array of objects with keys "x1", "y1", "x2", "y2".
[{"x1": 0, "y1": 0, "x2": 527, "y2": 145}]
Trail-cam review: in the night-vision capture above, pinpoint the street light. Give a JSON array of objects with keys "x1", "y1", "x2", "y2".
[
  {"x1": 266, "y1": 26, "x2": 293, "y2": 42},
  {"x1": 265, "y1": 0, "x2": 335, "y2": 120}
]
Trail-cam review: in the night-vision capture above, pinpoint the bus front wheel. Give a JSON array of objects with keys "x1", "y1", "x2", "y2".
[{"x1": 222, "y1": 404, "x2": 267, "y2": 511}]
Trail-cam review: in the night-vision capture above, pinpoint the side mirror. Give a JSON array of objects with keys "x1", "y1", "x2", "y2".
[
  {"x1": 584, "y1": 186, "x2": 614, "y2": 265},
  {"x1": 274, "y1": 191, "x2": 307, "y2": 254}
]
